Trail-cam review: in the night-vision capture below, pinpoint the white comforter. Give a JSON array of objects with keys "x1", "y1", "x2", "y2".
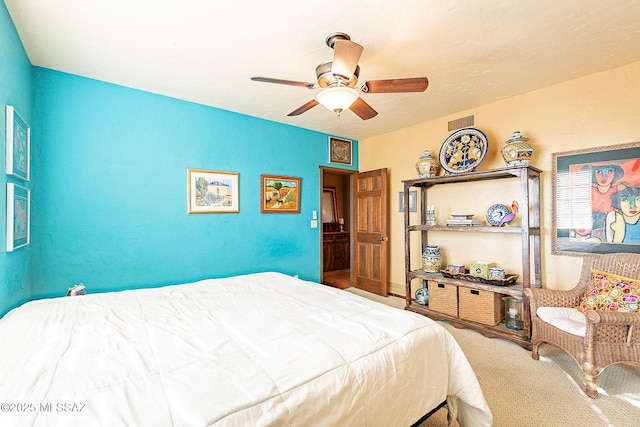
[{"x1": 0, "y1": 272, "x2": 491, "y2": 427}]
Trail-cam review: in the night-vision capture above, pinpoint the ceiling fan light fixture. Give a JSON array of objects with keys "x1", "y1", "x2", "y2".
[{"x1": 316, "y1": 87, "x2": 359, "y2": 115}]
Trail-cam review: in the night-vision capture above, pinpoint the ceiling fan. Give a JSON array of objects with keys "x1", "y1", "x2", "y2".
[{"x1": 251, "y1": 32, "x2": 429, "y2": 120}]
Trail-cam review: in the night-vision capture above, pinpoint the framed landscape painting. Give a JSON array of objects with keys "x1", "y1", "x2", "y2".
[
  {"x1": 6, "y1": 183, "x2": 30, "y2": 251},
  {"x1": 552, "y1": 141, "x2": 640, "y2": 255},
  {"x1": 5, "y1": 105, "x2": 30, "y2": 181},
  {"x1": 187, "y1": 169, "x2": 239, "y2": 213},
  {"x1": 260, "y1": 175, "x2": 301, "y2": 213}
]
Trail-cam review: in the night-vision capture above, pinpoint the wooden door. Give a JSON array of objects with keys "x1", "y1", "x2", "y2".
[{"x1": 354, "y1": 168, "x2": 388, "y2": 296}]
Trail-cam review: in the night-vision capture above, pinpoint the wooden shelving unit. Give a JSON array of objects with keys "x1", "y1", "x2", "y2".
[{"x1": 403, "y1": 166, "x2": 541, "y2": 350}]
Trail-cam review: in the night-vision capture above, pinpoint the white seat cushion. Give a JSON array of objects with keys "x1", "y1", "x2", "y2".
[{"x1": 536, "y1": 307, "x2": 586, "y2": 337}]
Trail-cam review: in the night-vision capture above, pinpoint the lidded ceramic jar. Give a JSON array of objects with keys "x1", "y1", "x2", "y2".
[
  {"x1": 415, "y1": 150, "x2": 440, "y2": 178},
  {"x1": 422, "y1": 245, "x2": 442, "y2": 273},
  {"x1": 501, "y1": 131, "x2": 533, "y2": 167}
]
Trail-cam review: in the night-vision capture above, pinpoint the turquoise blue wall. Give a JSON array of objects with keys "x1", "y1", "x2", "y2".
[
  {"x1": 1, "y1": 4, "x2": 358, "y2": 316},
  {"x1": 0, "y1": 1, "x2": 32, "y2": 315},
  {"x1": 29, "y1": 68, "x2": 357, "y2": 300}
]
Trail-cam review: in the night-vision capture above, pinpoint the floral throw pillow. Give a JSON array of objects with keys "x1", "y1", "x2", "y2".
[{"x1": 575, "y1": 269, "x2": 640, "y2": 313}]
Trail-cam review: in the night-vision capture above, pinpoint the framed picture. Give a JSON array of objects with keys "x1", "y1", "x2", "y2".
[
  {"x1": 329, "y1": 136, "x2": 352, "y2": 165},
  {"x1": 6, "y1": 183, "x2": 30, "y2": 251},
  {"x1": 321, "y1": 187, "x2": 338, "y2": 223},
  {"x1": 260, "y1": 175, "x2": 301, "y2": 214},
  {"x1": 552, "y1": 141, "x2": 640, "y2": 256},
  {"x1": 399, "y1": 190, "x2": 417, "y2": 212},
  {"x1": 187, "y1": 169, "x2": 239, "y2": 213},
  {"x1": 5, "y1": 105, "x2": 30, "y2": 181}
]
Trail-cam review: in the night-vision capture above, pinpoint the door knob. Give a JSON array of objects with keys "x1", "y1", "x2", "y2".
[{"x1": 378, "y1": 237, "x2": 388, "y2": 241}]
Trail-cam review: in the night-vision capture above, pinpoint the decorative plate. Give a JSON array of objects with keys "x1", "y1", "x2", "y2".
[
  {"x1": 486, "y1": 203, "x2": 511, "y2": 226},
  {"x1": 438, "y1": 128, "x2": 488, "y2": 174}
]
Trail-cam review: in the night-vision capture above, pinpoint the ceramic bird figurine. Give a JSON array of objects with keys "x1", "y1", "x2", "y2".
[{"x1": 499, "y1": 200, "x2": 519, "y2": 226}]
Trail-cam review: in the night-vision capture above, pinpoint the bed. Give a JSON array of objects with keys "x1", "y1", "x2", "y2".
[{"x1": 0, "y1": 272, "x2": 492, "y2": 426}]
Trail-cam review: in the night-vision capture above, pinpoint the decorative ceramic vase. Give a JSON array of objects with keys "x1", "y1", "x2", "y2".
[
  {"x1": 501, "y1": 131, "x2": 533, "y2": 167},
  {"x1": 415, "y1": 287, "x2": 429, "y2": 306},
  {"x1": 415, "y1": 150, "x2": 440, "y2": 178},
  {"x1": 422, "y1": 245, "x2": 442, "y2": 273}
]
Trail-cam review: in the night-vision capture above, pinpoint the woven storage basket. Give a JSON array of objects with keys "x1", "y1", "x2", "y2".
[
  {"x1": 427, "y1": 281, "x2": 458, "y2": 317},
  {"x1": 458, "y1": 288, "x2": 505, "y2": 325}
]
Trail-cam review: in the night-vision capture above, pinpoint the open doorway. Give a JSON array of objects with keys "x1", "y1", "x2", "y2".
[{"x1": 320, "y1": 167, "x2": 354, "y2": 289}]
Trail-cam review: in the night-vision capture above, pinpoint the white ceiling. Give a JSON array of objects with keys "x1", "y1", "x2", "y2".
[{"x1": 6, "y1": 0, "x2": 640, "y2": 141}]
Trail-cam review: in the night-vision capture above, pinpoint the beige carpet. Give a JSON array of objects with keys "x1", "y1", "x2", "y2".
[{"x1": 345, "y1": 288, "x2": 640, "y2": 427}]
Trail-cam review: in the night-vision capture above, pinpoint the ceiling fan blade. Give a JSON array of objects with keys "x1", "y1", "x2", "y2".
[
  {"x1": 287, "y1": 99, "x2": 319, "y2": 116},
  {"x1": 332, "y1": 39, "x2": 364, "y2": 81},
  {"x1": 350, "y1": 97, "x2": 378, "y2": 120},
  {"x1": 251, "y1": 77, "x2": 316, "y2": 89},
  {"x1": 363, "y1": 77, "x2": 429, "y2": 93}
]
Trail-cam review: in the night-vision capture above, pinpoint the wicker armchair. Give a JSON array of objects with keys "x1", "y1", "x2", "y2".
[{"x1": 524, "y1": 253, "x2": 640, "y2": 398}]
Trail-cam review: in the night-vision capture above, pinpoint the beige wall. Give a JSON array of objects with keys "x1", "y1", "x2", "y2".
[{"x1": 359, "y1": 61, "x2": 640, "y2": 296}]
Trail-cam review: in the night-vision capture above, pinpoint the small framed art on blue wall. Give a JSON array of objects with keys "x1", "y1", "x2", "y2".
[
  {"x1": 5, "y1": 105, "x2": 30, "y2": 181},
  {"x1": 329, "y1": 136, "x2": 352, "y2": 165},
  {"x1": 6, "y1": 183, "x2": 30, "y2": 252}
]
